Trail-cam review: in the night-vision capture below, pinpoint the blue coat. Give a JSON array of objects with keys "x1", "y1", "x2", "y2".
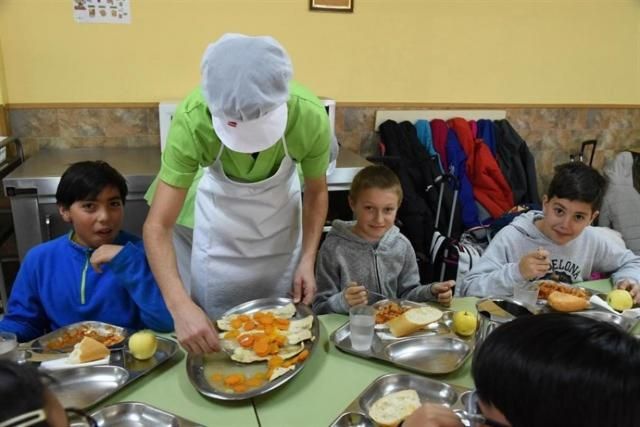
[
  {"x1": 0, "y1": 231, "x2": 174, "y2": 342},
  {"x1": 446, "y1": 129, "x2": 481, "y2": 228}
]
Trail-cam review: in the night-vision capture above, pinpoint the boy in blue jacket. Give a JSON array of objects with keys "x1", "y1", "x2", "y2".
[{"x1": 0, "y1": 161, "x2": 173, "y2": 342}]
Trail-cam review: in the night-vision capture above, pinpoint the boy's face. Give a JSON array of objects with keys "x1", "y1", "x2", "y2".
[
  {"x1": 58, "y1": 185, "x2": 124, "y2": 249},
  {"x1": 349, "y1": 187, "x2": 400, "y2": 242},
  {"x1": 538, "y1": 195, "x2": 598, "y2": 245}
]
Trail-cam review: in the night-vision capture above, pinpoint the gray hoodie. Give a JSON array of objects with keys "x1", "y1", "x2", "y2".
[
  {"x1": 460, "y1": 210, "x2": 640, "y2": 297},
  {"x1": 599, "y1": 151, "x2": 640, "y2": 255},
  {"x1": 313, "y1": 220, "x2": 435, "y2": 314}
]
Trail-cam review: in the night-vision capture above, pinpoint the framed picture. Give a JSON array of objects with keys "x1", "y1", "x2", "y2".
[{"x1": 309, "y1": 0, "x2": 353, "y2": 12}]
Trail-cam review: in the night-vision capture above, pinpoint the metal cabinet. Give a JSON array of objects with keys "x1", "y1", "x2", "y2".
[{"x1": 3, "y1": 148, "x2": 159, "y2": 261}]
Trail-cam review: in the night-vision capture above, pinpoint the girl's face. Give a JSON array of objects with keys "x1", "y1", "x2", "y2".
[
  {"x1": 58, "y1": 185, "x2": 124, "y2": 249},
  {"x1": 349, "y1": 187, "x2": 400, "y2": 242},
  {"x1": 537, "y1": 195, "x2": 598, "y2": 245}
]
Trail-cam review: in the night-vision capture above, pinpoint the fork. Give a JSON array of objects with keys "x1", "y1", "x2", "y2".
[{"x1": 366, "y1": 289, "x2": 402, "y2": 305}]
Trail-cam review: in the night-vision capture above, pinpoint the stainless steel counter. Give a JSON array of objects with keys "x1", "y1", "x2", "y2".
[{"x1": 2, "y1": 147, "x2": 369, "y2": 260}]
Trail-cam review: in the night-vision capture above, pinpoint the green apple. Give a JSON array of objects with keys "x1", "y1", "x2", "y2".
[
  {"x1": 128, "y1": 330, "x2": 158, "y2": 360},
  {"x1": 607, "y1": 289, "x2": 633, "y2": 311},
  {"x1": 452, "y1": 311, "x2": 478, "y2": 337}
]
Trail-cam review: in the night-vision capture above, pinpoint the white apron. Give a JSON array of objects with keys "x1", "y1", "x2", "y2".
[{"x1": 190, "y1": 136, "x2": 302, "y2": 319}]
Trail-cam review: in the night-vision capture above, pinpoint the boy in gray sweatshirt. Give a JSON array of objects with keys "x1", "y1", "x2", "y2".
[
  {"x1": 460, "y1": 162, "x2": 640, "y2": 302},
  {"x1": 313, "y1": 165, "x2": 454, "y2": 314}
]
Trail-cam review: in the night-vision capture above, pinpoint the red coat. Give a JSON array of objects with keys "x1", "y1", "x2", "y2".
[{"x1": 448, "y1": 118, "x2": 514, "y2": 218}]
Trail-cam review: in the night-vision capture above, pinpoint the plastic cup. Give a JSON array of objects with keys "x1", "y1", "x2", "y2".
[
  {"x1": 349, "y1": 305, "x2": 375, "y2": 351},
  {"x1": 0, "y1": 332, "x2": 17, "y2": 361},
  {"x1": 513, "y1": 283, "x2": 539, "y2": 306}
]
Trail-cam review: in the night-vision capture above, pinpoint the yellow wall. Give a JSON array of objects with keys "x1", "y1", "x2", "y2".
[{"x1": 0, "y1": 0, "x2": 639, "y2": 104}]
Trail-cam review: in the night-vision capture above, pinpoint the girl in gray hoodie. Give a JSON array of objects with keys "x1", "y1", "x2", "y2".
[
  {"x1": 313, "y1": 165, "x2": 454, "y2": 315},
  {"x1": 460, "y1": 162, "x2": 640, "y2": 301}
]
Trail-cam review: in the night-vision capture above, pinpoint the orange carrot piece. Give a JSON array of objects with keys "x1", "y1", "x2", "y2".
[
  {"x1": 232, "y1": 384, "x2": 248, "y2": 393},
  {"x1": 230, "y1": 318, "x2": 243, "y2": 329},
  {"x1": 253, "y1": 337, "x2": 270, "y2": 356},
  {"x1": 268, "y1": 356, "x2": 284, "y2": 368},
  {"x1": 224, "y1": 373, "x2": 246, "y2": 386},
  {"x1": 243, "y1": 320, "x2": 257, "y2": 331},
  {"x1": 238, "y1": 334, "x2": 255, "y2": 348}
]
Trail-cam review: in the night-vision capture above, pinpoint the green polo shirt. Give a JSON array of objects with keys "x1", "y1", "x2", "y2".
[{"x1": 145, "y1": 81, "x2": 331, "y2": 228}]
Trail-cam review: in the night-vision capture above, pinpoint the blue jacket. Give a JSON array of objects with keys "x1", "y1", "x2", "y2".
[
  {"x1": 476, "y1": 119, "x2": 497, "y2": 157},
  {"x1": 0, "y1": 231, "x2": 174, "y2": 342},
  {"x1": 446, "y1": 129, "x2": 481, "y2": 228},
  {"x1": 415, "y1": 120, "x2": 444, "y2": 173}
]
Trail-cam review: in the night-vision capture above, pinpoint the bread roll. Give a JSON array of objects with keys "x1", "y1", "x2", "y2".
[
  {"x1": 548, "y1": 291, "x2": 589, "y2": 312},
  {"x1": 68, "y1": 336, "x2": 110, "y2": 364},
  {"x1": 387, "y1": 306, "x2": 443, "y2": 338},
  {"x1": 369, "y1": 389, "x2": 421, "y2": 427}
]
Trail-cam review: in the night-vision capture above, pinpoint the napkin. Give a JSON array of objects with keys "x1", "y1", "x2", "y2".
[{"x1": 39, "y1": 354, "x2": 110, "y2": 371}]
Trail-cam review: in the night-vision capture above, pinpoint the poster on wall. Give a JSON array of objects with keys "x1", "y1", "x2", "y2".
[{"x1": 73, "y1": 0, "x2": 131, "y2": 24}]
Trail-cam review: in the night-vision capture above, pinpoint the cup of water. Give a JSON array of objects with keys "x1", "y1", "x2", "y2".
[
  {"x1": 513, "y1": 283, "x2": 539, "y2": 307},
  {"x1": 0, "y1": 332, "x2": 17, "y2": 361},
  {"x1": 349, "y1": 304, "x2": 375, "y2": 351}
]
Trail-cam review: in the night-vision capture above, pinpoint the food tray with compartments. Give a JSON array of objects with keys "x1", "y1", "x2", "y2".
[
  {"x1": 29, "y1": 321, "x2": 129, "y2": 352},
  {"x1": 329, "y1": 373, "x2": 475, "y2": 427},
  {"x1": 332, "y1": 300, "x2": 473, "y2": 375},
  {"x1": 533, "y1": 281, "x2": 640, "y2": 331},
  {"x1": 48, "y1": 336, "x2": 180, "y2": 409},
  {"x1": 186, "y1": 297, "x2": 319, "y2": 401},
  {"x1": 77, "y1": 401, "x2": 204, "y2": 427}
]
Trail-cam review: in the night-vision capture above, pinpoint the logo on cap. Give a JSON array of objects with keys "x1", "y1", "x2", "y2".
[{"x1": 227, "y1": 121, "x2": 237, "y2": 128}]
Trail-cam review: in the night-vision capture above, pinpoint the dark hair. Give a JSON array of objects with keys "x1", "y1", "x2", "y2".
[
  {"x1": 546, "y1": 162, "x2": 606, "y2": 211},
  {"x1": 55, "y1": 161, "x2": 128, "y2": 208},
  {"x1": 349, "y1": 165, "x2": 403, "y2": 204},
  {"x1": 0, "y1": 360, "x2": 48, "y2": 426},
  {"x1": 472, "y1": 313, "x2": 640, "y2": 427}
]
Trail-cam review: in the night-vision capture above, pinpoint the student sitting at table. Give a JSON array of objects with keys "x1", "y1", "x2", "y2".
[
  {"x1": 313, "y1": 165, "x2": 454, "y2": 314},
  {"x1": 403, "y1": 313, "x2": 640, "y2": 427},
  {"x1": 0, "y1": 161, "x2": 173, "y2": 342},
  {"x1": 459, "y1": 161, "x2": 640, "y2": 303},
  {"x1": 0, "y1": 360, "x2": 89, "y2": 427}
]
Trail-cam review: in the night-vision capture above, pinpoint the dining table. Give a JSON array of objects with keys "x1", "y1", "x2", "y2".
[{"x1": 96, "y1": 279, "x2": 621, "y2": 426}]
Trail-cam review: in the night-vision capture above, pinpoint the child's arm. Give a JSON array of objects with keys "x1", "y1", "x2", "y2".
[
  {"x1": 395, "y1": 242, "x2": 453, "y2": 306},
  {"x1": 108, "y1": 241, "x2": 174, "y2": 332},
  {"x1": 594, "y1": 236, "x2": 640, "y2": 303},
  {"x1": 459, "y1": 235, "x2": 530, "y2": 297},
  {"x1": 0, "y1": 253, "x2": 48, "y2": 342},
  {"x1": 312, "y1": 247, "x2": 351, "y2": 315}
]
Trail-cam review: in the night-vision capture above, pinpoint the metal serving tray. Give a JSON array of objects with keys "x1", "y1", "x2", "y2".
[
  {"x1": 572, "y1": 309, "x2": 640, "y2": 331},
  {"x1": 332, "y1": 304, "x2": 472, "y2": 375},
  {"x1": 49, "y1": 336, "x2": 179, "y2": 409},
  {"x1": 30, "y1": 321, "x2": 128, "y2": 352},
  {"x1": 87, "y1": 401, "x2": 204, "y2": 427},
  {"x1": 329, "y1": 373, "x2": 473, "y2": 427},
  {"x1": 187, "y1": 297, "x2": 319, "y2": 401}
]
